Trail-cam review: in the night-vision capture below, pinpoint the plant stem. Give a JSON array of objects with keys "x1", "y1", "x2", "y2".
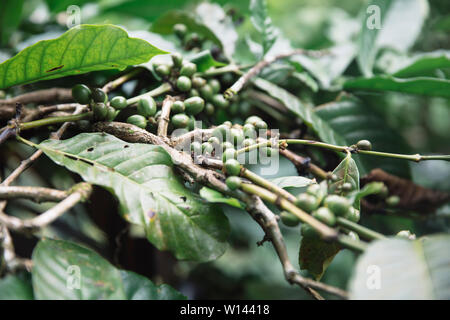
[
  {"x1": 357, "y1": 150, "x2": 450, "y2": 162},
  {"x1": 197, "y1": 65, "x2": 243, "y2": 78},
  {"x1": 240, "y1": 183, "x2": 338, "y2": 240},
  {"x1": 102, "y1": 68, "x2": 143, "y2": 93},
  {"x1": 18, "y1": 112, "x2": 92, "y2": 131},
  {"x1": 336, "y1": 217, "x2": 385, "y2": 241},
  {"x1": 126, "y1": 82, "x2": 172, "y2": 106},
  {"x1": 336, "y1": 235, "x2": 367, "y2": 253}
]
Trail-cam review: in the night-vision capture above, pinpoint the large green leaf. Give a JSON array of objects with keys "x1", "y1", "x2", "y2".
[
  {"x1": 250, "y1": 0, "x2": 277, "y2": 55},
  {"x1": 252, "y1": 77, "x2": 347, "y2": 146},
  {"x1": 36, "y1": 133, "x2": 229, "y2": 262},
  {"x1": 0, "y1": 24, "x2": 166, "y2": 89},
  {"x1": 32, "y1": 238, "x2": 186, "y2": 300},
  {"x1": 0, "y1": 273, "x2": 34, "y2": 300},
  {"x1": 0, "y1": 0, "x2": 24, "y2": 45},
  {"x1": 315, "y1": 96, "x2": 412, "y2": 177},
  {"x1": 344, "y1": 76, "x2": 450, "y2": 98},
  {"x1": 357, "y1": 0, "x2": 429, "y2": 76},
  {"x1": 349, "y1": 234, "x2": 450, "y2": 299},
  {"x1": 392, "y1": 50, "x2": 450, "y2": 78}
]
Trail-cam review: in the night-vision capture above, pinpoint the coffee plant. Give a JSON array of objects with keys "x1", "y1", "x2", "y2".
[{"x1": 0, "y1": 0, "x2": 449, "y2": 300}]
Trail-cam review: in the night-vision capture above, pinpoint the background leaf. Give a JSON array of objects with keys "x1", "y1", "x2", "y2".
[
  {"x1": 392, "y1": 50, "x2": 450, "y2": 78},
  {"x1": 37, "y1": 133, "x2": 230, "y2": 262},
  {"x1": 32, "y1": 238, "x2": 185, "y2": 300},
  {"x1": 349, "y1": 234, "x2": 450, "y2": 299},
  {"x1": 344, "y1": 76, "x2": 450, "y2": 98},
  {"x1": 250, "y1": 0, "x2": 278, "y2": 55},
  {"x1": 0, "y1": 273, "x2": 34, "y2": 300},
  {"x1": 0, "y1": 0, "x2": 24, "y2": 45},
  {"x1": 357, "y1": 0, "x2": 429, "y2": 76},
  {"x1": 0, "y1": 24, "x2": 166, "y2": 89}
]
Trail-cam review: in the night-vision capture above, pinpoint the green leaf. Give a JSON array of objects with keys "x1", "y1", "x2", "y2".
[
  {"x1": 315, "y1": 96, "x2": 411, "y2": 177},
  {"x1": 36, "y1": 133, "x2": 229, "y2": 262},
  {"x1": 299, "y1": 234, "x2": 341, "y2": 280},
  {"x1": 250, "y1": 0, "x2": 278, "y2": 55},
  {"x1": 357, "y1": 0, "x2": 429, "y2": 76},
  {"x1": 349, "y1": 234, "x2": 450, "y2": 299},
  {"x1": 190, "y1": 50, "x2": 226, "y2": 72},
  {"x1": 329, "y1": 153, "x2": 360, "y2": 196},
  {"x1": 269, "y1": 176, "x2": 315, "y2": 189},
  {"x1": 199, "y1": 187, "x2": 243, "y2": 209},
  {"x1": 344, "y1": 76, "x2": 450, "y2": 98},
  {"x1": 32, "y1": 238, "x2": 186, "y2": 300},
  {"x1": 45, "y1": 0, "x2": 91, "y2": 14},
  {"x1": 252, "y1": 77, "x2": 347, "y2": 147},
  {"x1": 0, "y1": 273, "x2": 34, "y2": 300},
  {"x1": 0, "y1": 24, "x2": 167, "y2": 89},
  {"x1": 0, "y1": 0, "x2": 24, "y2": 45},
  {"x1": 120, "y1": 270, "x2": 186, "y2": 300},
  {"x1": 348, "y1": 182, "x2": 385, "y2": 210},
  {"x1": 392, "y1": 51, "x2": 450, "y2": 78}
]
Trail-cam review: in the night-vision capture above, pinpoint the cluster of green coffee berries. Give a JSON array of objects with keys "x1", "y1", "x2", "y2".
[
  {"x1": 279, "y1": 183, "x2": 360, "y2": 240},
  {"x1": 72, "y1": 84, "x2": 118, "y2": 122},
  {"x1": 173, "y1": 23, "x2": 207, "y2": 52}
]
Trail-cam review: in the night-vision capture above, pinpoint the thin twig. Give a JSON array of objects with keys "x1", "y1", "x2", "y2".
[
  {"x1": 0, "y1": 88, "x2": 72, "y2": 107},
  {"x1": 102, "y1": 68, "x2": 143, "y2": 93},
  {"x1": 0, "y1": 186, "x2": 68, "y2": 202},
  {"x1": 157, "y1": 95, "x2": 174, "y2": 137}
]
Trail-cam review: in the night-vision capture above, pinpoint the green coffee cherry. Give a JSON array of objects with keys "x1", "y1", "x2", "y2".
[
  {"x1": 260, "y1": 146, "x2": 275, "y2": 157},
  {"x1": 155, "y1": 64, "x2": 171, "y2": 77},
  {"x1": 213, "y1": 125, "x2": 230, "y2": 141},
  {"x1": 137, "y1": 97, "x2": 157, "y2": 117},
  {"x1": 185, "y1": 32, "x2": 201, "y2": 48},
  {"x1": 93, "y1": 102, "x2": 108, "y2": 120},
  {"x1": 189, "y1": 88, "x2": 199, "y2": 97},
  {"x1": 177, "y1": 76, "x2": 192, "y2": 92},
  {"x1": 224, "y1": 159, "x2": 241, "y2": 176},
  {"x1": 348, "y1": 231, "x2": 360, "y2": 241},
  {"x1": 243, "y1": 123, "x2": 257, "y2": 138},
  {"x1": 171, "y1": 113, "x2": 190, "y2": 128},
  {"x1": 205, "y1": 103, "x2": 215, "y2": 116},
  {"x1": 92, "y1": 88, "x2": 108, "y2": 103},
  {"x1": 242, "y1": 138, "x2": 255, "y2": 147},
  {"x1": 202, "y1": 142, "x2": 214, "y2": 154},
  {"x1": 105, "y1": 106, "x2": 117, "y2": 121},
  {"x1": 245, "y1": 115, "x2": 263, "y2": 126},
  {"x1": 127, "y1": 114, "x2": 147, "y2": 129},
  {"x1": 180, "y1": 62, "x2": 197, "y2": 77},
  {"x1": 110, "y1": 96, "x2": 128, "y2": 110},
  {"x1": 222, "y1": 141, "x2": 234, "y2": 150},
  {"x1": 280, "y1": 211, "x2": 300, "y2": 227},
  {"x1": 72, "y1": 84, "x2": 92, "y2": 105},
  {"x1": 312, "y1": 207, "x2": 336, "y2": 226},
  {"x1": 172, "y1": 101, "x2": 185, "y2": 114},
  {"x1": 190, "y1": 141, "x2": 202, "y2": 154},
  {"x1": 223, "y1": 121, "x2": 232, "y2": 128},
  {"x1": 230, "y1": 128, "x2": 244, "y2": 146},
  {"x1": 208, "y1": 136, "x2": 221, "y2": 146},
  {"x1": 386, "y1": 195, "x2": 400, "y2": 207},
  {"x1": 396, "y1": 230, "x2": 415, "y2": 240},
  {"x1": 208, "y1": 79, "x2": 221, "y2": 93},
  {"x1": 221, "y1": 73, "x2": 234, "y2": 85},
  {"x1": 173, "y1": 23, "x2": 187, "y2": 39},
  {"x1": 192, "y1": 77, "x2": 206, "y2": 88},
  {"x1": 356, "y1": 139, "x2": 372, "y2": 151},
  {"x1": 306, "y1": 184, "x2": 322, "y2": 198},
  {"x1": 341, "y1": 182, "x2": 353, "y2": 192},
  {"x1": 212, "y1": 94, "x2": 229, "y2": 109},
  {"x1": 184, "y1": 96, "x2": 205, "y2": 115},
  {"x1": 222, "y1": 148, "x2": 237, "y2": 162},
  {"x1": 76, "y1": 120, "x2": 91, "y2": 131},
  {"x1": 199, "y1": 84, "x2": 214, "y2": 101},
  {"x1": 301, "y1": 223, "x2": 318, "y2": 239},
  {"x1": 346, "y1": 207, "x2": 360, "y2": 223},
  {"x1": 171, "y1": 52, "x2": 183, "y2": 68},
  {"x1": 296, "y1": 193, "x2": 319, "y2": 212},
  {"x1": 226, "y1": 176, "x2": 242, "y2": 191},
  {"x1": 255, "y1": 120, "x2": 268, "y2": 130},
  {"x1": 324, "y1": 195, "x2": 351, "y2": 217}
]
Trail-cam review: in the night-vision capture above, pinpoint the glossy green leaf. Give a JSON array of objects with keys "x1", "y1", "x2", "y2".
[
  {"x1": 269, "y1": 176, "x2": 315, "y2": 189},
  {"x1": 315, "y1": 96, "x2": 412, "y2": 177},
  {"x1": 190, "y1": 51, "x2": 226, "y2": 72},
  {"x1": 120, "y1": 270, "x2": 186, "y2": 300},
  {"x1": 0, "y1": 0, "x2": 24, "y2": 45},
  {"x1": 357, "y1": 0, "x2": 429, "y2": 76},
  {"x1": 250, "y1": 0, "x2": 278, "y2": 55},
  {"x1": 348, "y1": 182, "x2": 385, "y2": 210},
  {"x1": 199, "y1": 187, "x2": 243, "y2": 209},
  {"x1": 0, "y1": 24, "x2": 166, "y2": 89},
  {"x1": 253, "y1": 77, "x2": 347, "y2": 147},
  {"x1": 344, "y1": 76, "x2": 450, "y2": 98},
  {"x1": 329, "y1": 153, "x2": 360, "y2": 195},
  {"x1": 0, "y1": 273, "x2": 34, "y2": 300},
  {"x1": 36, "y1": 133, "x2": 229, "y2": 262},
  {"x1": 299, "y1": 234, "x2": 341, "y2": 280},
  {"x1": 32, "y1": 238, "x2": 185, "y2": 300},
  {"x1": 349, "y1": 234, "x2": 450, "y2": 299},
  {"x1": 392, "y1": 51, "x2": 450, "y2": 78}
]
